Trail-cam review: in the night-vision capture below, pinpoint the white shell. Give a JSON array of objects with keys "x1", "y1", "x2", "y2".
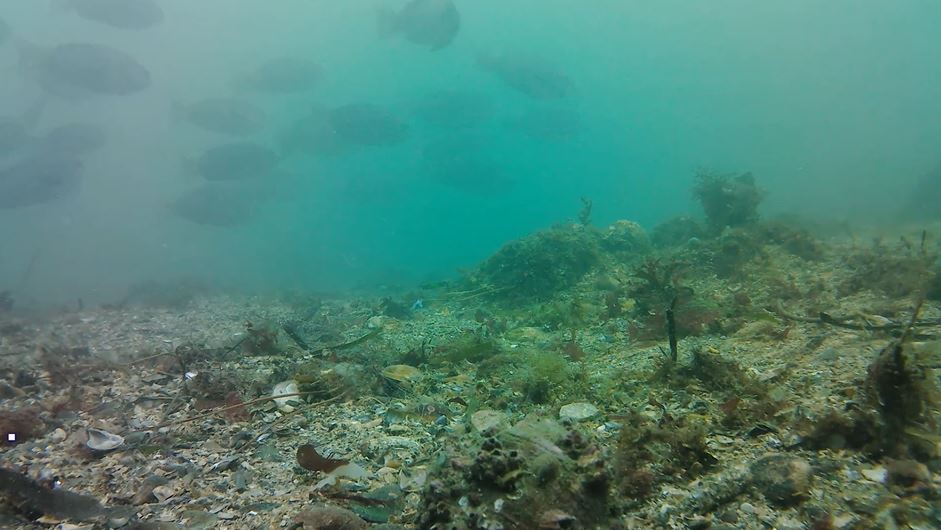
[
  {"x1": 85, "y1": 428, "x2": 124, "y2": 451},
  {"x1": 272, "y1": 380, "x2": 300, "y2": 413}
]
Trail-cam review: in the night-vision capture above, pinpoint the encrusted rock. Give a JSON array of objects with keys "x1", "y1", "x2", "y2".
[
  {"x1": 602, "y1": 220, "x2": 651, "y2": 253},
  {"x1": 750, "y1": 455, "x2": 812, "y2": 506},
  {"x1": 471, "y1": 409, "x2": 508, "y2": 432},
  {"x1": 559, "y1": 402, "x2": 599, "y2": 422}
]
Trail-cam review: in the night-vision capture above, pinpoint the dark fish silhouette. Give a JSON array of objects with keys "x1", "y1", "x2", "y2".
[
  {"x1": 505, "y1": 106, "x2": 580, "y2": 141},
  {"x1": 421, "y1": 135, "x2": 513, "y2": 196},
  {"x1": 329, "y1": 103, "x2": 408, "y2": 147},
  {"x1": 172, "y1": 98, "x2": 266, "y2": 136},
  {"x1": 0, "y1": 119, "x2": 32, "y2": 158},
  {"x1": 234, "y1": 57, "x2": 324, "y2": 94},
  {"x1": 169, "y1": 184, "x2": 262, "y2": 227},
  {"x1": 193, "y1": 142, "x2": 280, "y2": 181},
  {"x1": 378, "y1": 0, "x2": 460, "y2": 50},
  {"x1": 57, "y1": 0, "x2": 164, "y2": 30},
  {"x1": 22, "y1": 42, "x2": 151, "y2": 96},
  {"x1": 278, "y1": 108, "x2": 350, "y2": 157},
  {"x1": 477, "y1": 53, "x2": 575, "y2": 99},
  {"x1": 0, "y1": 154, "x2": 83, "y2": 208},
  {"x1": 412, "y1": 90, "x2": 495, "y2": 129},
  {"x1": 0, "y1": 17, "x2": 10, "y2": 46},
  {"x1": 41, "y1": 122, "x2": 107, "y2": 156}
]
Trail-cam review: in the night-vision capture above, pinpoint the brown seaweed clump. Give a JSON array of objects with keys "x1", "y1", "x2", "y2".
[
  {"x1": 693, "y1": 170, "x2": 763, "y2": 234},
  {"x1": 864, "y1": 328, "x2": 940, "y2": 458}
]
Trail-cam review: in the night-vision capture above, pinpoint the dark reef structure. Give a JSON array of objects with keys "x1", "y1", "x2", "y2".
[
  {"x1": 693, "y1": 170, "x2": 763, "y2": 234},
  {"x1": 473, "y1": 225, "x2": 602, "y2": 303}
]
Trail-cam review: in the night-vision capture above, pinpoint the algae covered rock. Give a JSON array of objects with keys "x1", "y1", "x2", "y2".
[
  {"x1": 651, "y1": 215, "x2": 704, "y2": 248},
  {"x1": 694, "y1": 170, "x2": 763, "y2": 234},
  {"x1": 417, "y1": 416, "x2": 613, "y2": 529},
  {"x1": 750, "y1": 455, "x2": 812, "y2": 507},
  {"x1": 559, "y1": 402, "x2": 599, "y2": 422},
  {"x1": 601, "y1": 219, "x2": 651, "y2": 254},
  {"x1": 475, "y1": 225, "x2": 602, "y2": 302}
]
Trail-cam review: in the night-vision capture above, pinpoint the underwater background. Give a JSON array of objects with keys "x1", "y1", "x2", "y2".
[{"x1": 1, "y1": 0, "x2": 941, "y2": 305}]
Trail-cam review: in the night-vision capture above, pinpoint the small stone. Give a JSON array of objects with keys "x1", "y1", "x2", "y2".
[
  {"x1": 861, "y1": 466, "x2": 887, "y2": 483},
  {"x1": 750, "y1": 455, "x2": 812, "y2": 506},
  {"x1": 471, "y1": 409, "x2": 508, "y2": 432},
  {"x1": 739, "y1": 502, "x2": 756, "y2": 514},
  {"x1": 151, "y1": 484, "x2": 178, "y2": 503},
  {"x1": 774, "y1": 516, "x2": 805, "y2": 530},
  {"x1": 559, "y1": 402, "x2": 599, "y2": 422},
  {"x1": 50, "y1": 428, "x2": 67, "y2": 442},
  {"x1": 366, "y1": 316, "x2": 385, "y2": 329}
]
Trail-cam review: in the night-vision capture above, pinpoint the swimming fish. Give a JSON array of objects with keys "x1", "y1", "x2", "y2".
[
  {"x1": 192, "y1": 142, "x2": 280, "y2": 181},
  {"x1": 56, "y1": 0, "x2": 164, "y2": 30},
  {"x1": 412, "y1": 90, "x2": 495, "y2": 129},
  {"x1": 234, "y1": 57, "x2": 324, "y2": 94},
  {"x1": 505, "y1": 106, "x2": 580, "y2": 141},
  {"x1": 40, "y1": 122, "x2": 107, "y2": 156},
  {"x1": 169, "y1": 184, "x2": 261, "y2": 227},
  {"x1": 328, "y1": 103, "x2": 409, "y2": 147},
  {"x1": 0, "y1": 154, "x2": 83, "y2": 208},
  {"x1": 172, "y1": 98, "x2": 266, "y2": 136},
  {"x1": 477, "y1": 53, "x2": 575, "y2": 99},
  {"x1": 378, "y1": 0, "x2": 460, "y2": 50},
  {"x1": 21, "y1": 42, "x2": 151, "y2": 97}
]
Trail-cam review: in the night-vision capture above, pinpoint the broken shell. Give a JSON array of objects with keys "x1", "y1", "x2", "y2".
[
  {"x1": 85, "y1": 428, "x2": 124, "y2": 451},
  {"x1": 380, "y1": 364, "x2": 421, "y2": 382},
  {"x1": 272, "y1": 380, "x2": 300, "y2": 412}
]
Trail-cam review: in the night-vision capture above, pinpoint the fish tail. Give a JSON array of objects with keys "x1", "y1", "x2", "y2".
[
  {"x1": 376, "y1": 7, "x2": 398, "y2": 38},
  {"x1": 13, "y1": 38, "x2": 47, "y2": 81},
  {"x1": 20, "y1": 96, "x2": 48, "y2": 129},
  {"x1": 49, "y1": 0, "x2": 74, "y2": 14},
  {"x1": 169, "y1": 100, "x2": 187, "y2": 123}
]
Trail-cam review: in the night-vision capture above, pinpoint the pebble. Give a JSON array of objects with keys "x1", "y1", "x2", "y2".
[
  {"x1": 775, "y1": 516, "x2": 806, "y2": 530},
  {"x1": 861, "y1": 466, "x2": 887, "y2": 483},
  {"x1": 50, "y1": 428, "x2": 67, "y2": 442},
  {"x1": 559, "y1": 402, "x2": 599, "y2": 421},
  {"x1": 471, "y1": 409, "x2": 508, "y2": 432}
]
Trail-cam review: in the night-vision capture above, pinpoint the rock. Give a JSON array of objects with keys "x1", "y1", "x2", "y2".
[
  {"x1": 860, "y1": 466, "x2": 887, "y2": 483},
  {"x1": 293, "y1": 504, "x2": 368, "y2": 529},
  {"x1": 51, "y1": 428, "x2": 68, "y2": 442},
  {"x1": 750, "y1": 455, "x2": 812, "y2": 506},
  {"x1": 558, "y1": 402, "x2": 599, "y2": 422},
  {"x1": 470, "y1": 409, "x2": 508, "y2": 432},
  {"x1": 380, "y1": 365, "x2": 421, "y2": 383},
  {"x1": 774, "y1": 516, "x2": 806, "y2": 530},
  {"x1": 132, "y1": 475, "x2": 169, "y2": 505},
  {"x1": 602, "y1": 220, "x2": 651, "y2": 254}
]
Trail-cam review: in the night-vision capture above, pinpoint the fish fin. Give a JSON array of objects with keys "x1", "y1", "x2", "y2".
[
  {"x1": 180, "y1": 155, "x2": 200, "y2": 178},
  {"x1": 475, "y1": 52, "x2": 498, "y2": 71},
  {"x1": 376, "y1": 6, "x2": 398, "y2": 38},
  {"x1": 169, "y1": 100, "x2": 188, "y2": 123},
  {"x1": 19, "y1": 96, "x2": 48, "y2": 130},
  {"x1": 14, "y1": 38, "x2": 47, "y2": 77},
  {"x1": 49, "y1": 0, "x2": 74, "y2": 13}
]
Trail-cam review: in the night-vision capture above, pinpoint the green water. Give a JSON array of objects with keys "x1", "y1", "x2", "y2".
[{"x1": 0, "y1": 0, "x2": 940, "y2": 304}]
